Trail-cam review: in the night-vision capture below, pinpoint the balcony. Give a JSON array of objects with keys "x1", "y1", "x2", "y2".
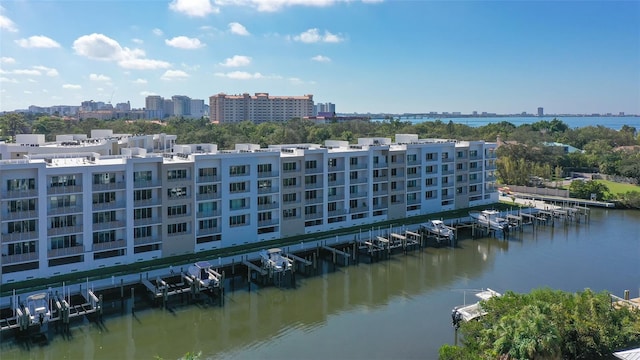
[
  {"x1": 93, "y1": 182, "x2": 125, "y2": 191},
  {"x1": 328, "y1": 164, "x2": 345, "y2": 172},
  {"x1": 134, "y1": 180, "x2": 162, "y2": 188},
  {"x1": 93, "y1": 220, "x2": 126, "y2": 231},
  {"x1": 2, "y1": 251, "x2": 38, "y2": 264},
  {"x1": 373, "y1": 162, "x2": 388, "y2": 169},
  {"x1": 304, "y1": 212, "x2": 323, "y2": 220},
  {"x1": 350, "y1": 205, "x2": 369, "y2": 213},
  {"x1": 258, "y1": 186, "x2": 279, "y2": 194},
  {"x1": 93, "y1": 239, "x2": 126, "y2": 252},
  {"x1": 197, "y1": 175, "x2": 221, "y2": 183},
  {"x1": 134, "y1": 217, "x2": 162, "y2": 226},
  {"x1": 305, "y1": 182, "x2": 323, "y2": 190},
  {"x1": 349, "y1": 191, "x2": 368, "y2": 199},
  {"x1": 349, "y1": 163, "x2": 368, "y2": 170},
  {"x1": 407, "y1": 159, "x2": 420, "y2": 166},
  {"x1": 197, "y1": 209, "x2": 221, "y2": 218},
  {"x1": 258, "y1": 202, "x2": 279, "y2": 211},
  {"x1": 167, "y1": 230, "x2": 191, "y2": 237},
  {"x1": 442, "y1": 157, "x2": 454, "y2": 163},
  {"x1": 1, "y1": 189, "x2": 38, "y2": 199},
  {"x1": 349, "y1": 177, "x2": 368, "y2": 185},
  {"x1": 407, "y1": 198, "x2": 420, "y2": 205},
  {"x1": 48, "y1": 205, "x2": 83, "y2": 216},
  {"x1": 328, "y1": 193, "x2": 344, "y2": 201},
  {"x1": 48, "y1": 245, "x2": 84, "y2": 258},
  {"x1": 305, "y1": 197, "x2": 323, "y2": 205},
  {"x1": 197, "y1": 227, "x2": 221, "y2": 236},
  {"x1": 92, "y1": 201, "x2": 125, "y2": 211},
  {"x1": 407, "y1": 172, "x2": 421, "y2": 179},
  {"x1": 2, "y1": 210, "x2": 38, "y2": 221},
  {"x1": 327, "y1": 209, "x2": 347, "y2": 217},
  {"x1": 304, "y1": 167, "x2": 323, "y2": 175},
  {"x1": 328, "y1": 179, "x2": 344, "y2": 187},
  {"x1": 168, "y1": 212, "x2": 191, "y2": 219},
  {"x1": 48, "y1": 185, "x2": 82, "y2": 195},
  {"x1": 257, "y1": 171, "x2": 279, "y2": 179},
  {"x1": 134, "y1": 198, "x2": 162, "y2": 207},
  {"x1": 134, "y1": 236, "x2": 161, "y2": 246},
  {"x1": 167, "y1": 176, "x2": 191, "y2": 183},
  {"x1": 47, "y1": 225, "x2": 83, "y2": 236},
  {"x1": 372, "y1": 176, "x2": 388, "y2": 183},
  {"x1": 373, "y1": 203, "x2": 388, "y2": 210},
  {"x1": 258, "y1": 218, "x2": 279, "y2": 227},
  {"x1": 373, "y1": 189, "x2": 388, "y2": 197}
]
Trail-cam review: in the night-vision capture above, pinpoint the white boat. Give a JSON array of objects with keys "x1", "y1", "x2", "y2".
[
  {"x1": 26, "y1": 292, "x2": 51, "y2": 326},
  {"x1": 452, "y1": 288, "x2": 501, "y2": 328},
  {"x1": 259, "y1": 248, "x2": 292, "y2": 272},
  {"x1": 469, "y1": 209, "x2": 510, "y2": 232},
  {"x1": 187, "y1": 261, "x2": 221, "y2": 288},
  {"x1": 422, "y1": 220, "x2": 454, "y2": 241}
]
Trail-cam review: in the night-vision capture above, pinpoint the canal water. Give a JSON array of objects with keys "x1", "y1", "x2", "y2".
[{"x1": 1, "y1": 208, "x2": 639, "y2": 359}]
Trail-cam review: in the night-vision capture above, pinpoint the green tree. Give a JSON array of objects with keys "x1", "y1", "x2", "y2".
[{"x1": 0, "y1": 113, "x2": 29, "y2": 139}]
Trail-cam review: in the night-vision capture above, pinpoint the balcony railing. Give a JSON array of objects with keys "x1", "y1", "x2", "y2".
[
  {"x1": 407, "y1": 172, "x2": 421, "y2": 179},
  {"x1": 305, "y1": 182, "x2": 323, "y2": 189},
  {"x1": 1, "y1": 189, "x2": 38, "y2": 199},
  {"x1": 328, "y1": 209, "x2": 347, "y2": 217},
  {"x1": 197, "y1": 227, "x2": 221, "y2": 236},
  {"x1": 93, "y1": 239, "x2": 126, "y2": 252},
  {"x1": 197, "y1": 175, "x2": 221, "y2": 183},
  {"x1": 134, "y1": 236, "x2": 161, "y2": 246},
  {"x1": 92, "y1": 201, "x2": 126, "y2": 211},
  {"x1": 328, "y1": 193, "x2": 344, "y2": 201},
  {"x1": 349, "y1": 163, "x2": 368, "y2": 170},
  {"x1": 47, "y1": 225, "x2": 83, "y2": 236},
  {"x1": 407, "y1": 198, "x2": 421, "y2": 205},
  {"x1": 134, "y1": 217, "x2": 162, "y2": 226},
  {"x1": 328, "y1": 164, "x2": 345, "y2": 171},
  {"x1": 134, "y1": 180, "x2": 162, "y2": 188},
  {"x1": 166, "y1": 177, "x2": 191, "y2": 183},
  {"x1": 258, "y1": 202, "x2": 279, "y2": 211},
  {"x1": 305, "y1": 197, "x2": 323, "y2": 205},
  {"x1": 2, "y1": 210, "x2": 38, "y2": 220},
  {"x1": 304, "y1": 212, "x2": 323, "y2": 220},
  {"x1": 349, "y1": 177, "x2": 368, "y2": 184},
  {"x1": 1, "y1": 231, "x2": 39, "y2": 242},
  {"x1": 197, "y1": 209, "x2": 221, "y2": 218},
  {"x1": 349, "y1": 191, "x2": 368, "y2": 199},
  {"x1": 134, "y1": 198, "x2": 162, "y2": 207},
  {"x1": 257, "y1": 171, "x2": 279, "y2": 179},
  {"x1": 92, "y1": 182, "x2": 125, "y2": 191},
  {"x1": 48, "y1": 185, "x2": 83, "y2": 195},
  {"x1": 350, "y1": 205, "x2": 369, "y2": 213},
  {"x1": 48, "y1": 245, "x2": 84, "y2": 258},
  {"x1": 93, "y1": 220, "x2": 126, "y2": 231},
  {"x1": 2, "y1": 251, "x2": 38, "y2": 264},
  {"x1": 196, "y1": 192, "x2": 221, "y2": 201},
  {"x1": 258, "y1": 186, "x2": 279, "y2": 194},
  {"x1": 258, "y1": 219, "x2": 279, "y2": 227}
]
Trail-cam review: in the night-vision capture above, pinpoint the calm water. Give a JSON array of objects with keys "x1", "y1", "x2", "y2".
[
  {"x1": 373, "y1": 116, "x2": 640, "y2": 130},
  {"x1": 2, "y1": 208, "x2": 639, "y2": 359}
]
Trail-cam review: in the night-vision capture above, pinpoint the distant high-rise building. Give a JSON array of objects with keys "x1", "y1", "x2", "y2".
[
  {"x1": 190, "y1": 99, "x2": 206, "y2": 118},
  {"x1": 209, "y1": 93, "x2": 314, "y2": 123},
  {"x1": 116, "y1": 101, "x2": 131, "y2": 112},
  {"x1": 314, "y1": 102, "x2": 336, "y2": 115},
  {"x1": 145, "y1": 95, "x2": 165, "y2": 119},
  {"x1": 163, "y1": 99, "x2": 174, "y2": 117},
  {"x1": 537, "y1": 107, "x2": 544, "y2": 117},
  {"x1": 172, "y1": 95, "x2": 191, "y2": 117}
]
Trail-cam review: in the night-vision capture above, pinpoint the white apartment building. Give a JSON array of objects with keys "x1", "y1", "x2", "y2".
[
  {"x1": 0, "y1": 132, "x2": 497, "y2": 283},
  {"x1": 209, "y1": 93, "x2": 314, "y2": 124}
]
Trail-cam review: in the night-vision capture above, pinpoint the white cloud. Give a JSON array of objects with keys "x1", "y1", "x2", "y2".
[
  {"x1": 0, "y1": 77, "x2": 18, "y2": 83},
  {"x1": 169, "y1": 0, "x2": 219, "y2": 17},
  {"x1": 96, "y1": 87, "x2": 104, "y2": 91},
  {"x1": 0, "y1": 57, "x2": 16, "y2": 64},
  {"x1": 132, "y1": 78, "x2": 147, "y2": 84},
  {"x1": 13, "y1": 69, "x2": 41, "y2": 76},
  {"x1": 24, "y1": 90, "x2": 32, "y2": 94},
  {"x1": 217, "y1": 0, "x2": 336, "y2": 12},
  {"x1": 33, "y1": 65, "x2": 59, "y2": 76},
  {"x1": 0, "y1": 13, "x2": 18, "y2": 32},
  {"x1": 152, "y1": 28, "x2": 163, "y2": 36},
  {"x1": 15, "y1": 35, "x2": 61, "y2": 48},
  {"x1": 311, "y1": 55, "x2": 331, "y2": 62},
  {"x1": 214, "y1": 71, "x2": 265, "y2": 80},
  {"x1": 73, "y1": 33, "x2": 171, "y2": 70},
  {"x1": 62, "y1": 84, "x2": 82, "y2": 90},
  {"x1": 219, "y1": 55, "x2": 251, "y2": 67},
  {"x1": 132, "y1": 38, "x2": 144, "y2": 44},
  {"x1": 293, "y1": 28, "x2": 343, "y2": 43},
  {"x1": 89, "y1": 73, "x2": 111, "y2": 81},
  {"x1": 228, "y1": 22, "x2": 250, "y2": 36},
  {"x1": 165, "y1": 36, "x2": 205, "y2": 49},
  {"x1": 140, "y1": 91, "x2": 157, "y2": 96},
  {"x1": 160, "y1": 69, "x2": 189, "y2": 80},
  {"x1": 27, "y1": 78, "x2": 37, "y2": 83}
]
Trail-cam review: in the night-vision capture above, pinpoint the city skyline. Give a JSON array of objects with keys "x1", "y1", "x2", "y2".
[{"x1": 0, "y1": 1, "x2": 638, "y2": 115}]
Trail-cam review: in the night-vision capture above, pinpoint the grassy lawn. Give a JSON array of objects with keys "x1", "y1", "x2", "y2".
[{"x1": 593, "y1": 179, "x2": 639, "y2": 196}]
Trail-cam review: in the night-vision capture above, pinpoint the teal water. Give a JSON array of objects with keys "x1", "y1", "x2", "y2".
[
  {"x1": 1, "y1": 208, "x2": 639, "y2": 359},
  {"x1": 373, "y1": 116, "x2": 640, "y2": 130}
]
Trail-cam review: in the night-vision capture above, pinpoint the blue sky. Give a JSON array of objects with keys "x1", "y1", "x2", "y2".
[{"x1": 1, "y1": 0, "x2": 638, "y2": 115}]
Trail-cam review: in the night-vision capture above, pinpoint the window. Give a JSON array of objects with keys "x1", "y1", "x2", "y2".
[
  {"x1": 134, "y1": 171, "x2": 152, "y2": 182},
  {"x1": 198, "y1": 167, "x2": 217, "y2": 177},
  {"x1": 134, "y1": 226, "x2": 152, "y2": 239},
  {"x1": 198, "y1": 201, "x2": 217, "y2": 213},
  {"x1": 443, "y1": 176, "x2": 449, "y2": 184},
  {"x1": 327, "y1": 187, "x2": 337, "y2": 196},
  {"x1": 442, "y1": 189, "x2": 449, "y2": 196},
  {"x1": 283, "y1": 209, "x2": 297, "y2": 218},
  {"x1": 350, "y1": 185, "x2": 358, "y2": 194},
  {"x1": 373, "y1": 156, "x2": 379, "y2": 164},
  {"x1": 167, "y1": 169, "x2": 187, "y2": 180},
  {"x1": 93, "y1": 211, "x2": 116, "y2": 224},
  {"x1": 229, "y1": 165, "x2": 247, "y2": 176},
  {"x1": 442, "y1": 164, "x2": 449, "y2": 172},
  {"x1": 350, "y1": 157, "x2": 358, "y2": 165},
  {"x1": 470, "y1": 162, "x2": 479, "y2": 169},
  {"x1": 51, "y1": 235, "x2": 79, "y2": 250},
  {"x1": 198, "y1": 184, "x2": 217, "y2": 195},
  {"x1": 7, "y1": 178, "x2": 36, "y2": 191},
  {"x1": 470, "y1": 173, "x2": 478, "y2": 181},
  {"x1": 373, "y1": 183, "x2": 379, "y2": 192},
  {"x1": 305, "y1": 205, "x2": 317, "y2": 215},
  {"x1": 258, "y1": 164, "x2": 272, "y2": 173},
  {"x1": 328, "y1": 158, "x2": 337, "y2": 167},
  {"x1": 51, "y1": 215, "x2": 76, "y2": 228},
  {"x1": 426, "y1": 153, "x2": 435, "y2": 161},
  {"x1": 391, "y1": 155, "x2": 397, "y2": 163},
  {"x1": 305, "y1": 175, "x2": 317, "y2": 185},
  {"x1": 425, "y1": 190, "x2": 435, "y2": 199},
  {"x1": 9, "y1": 199, "x2": 36, "y2": 212},
  {"x1": 93, "y1": 173, "x2": 116, "y2": 185},
  {"x1": 50, "y1": 175, "x2": 77, "y2": 187},
  {"x1": 425, "y1": 178, "x2": 435, "y2": 186},
  {"x1": 8, "y1": 220, "x2": 36, "y2": 233},
  {"x1": 282, "y1": 193, "x2": 297, "y2": 202},
  {"x1": 469, "y1": 150, "x2": 478, "y2": 157},
  {"x1": 457, "y1": 163, "x2": 463, "y2": 170},
  {"x1": 282, "y1": 177, "x2": 297, "y2": 187},
  {"x1": 328, "y1": 202, "x2": 337, "y2": 212},
  {"x1": 391, "y1": 168, "x2": 397, "y2": 176},
  {"x1": 407, "y1": 180, "x2": 417, "y2": 188},
  {"x1": 349, "y1": 199, "x2": 358, "y2": 209},
  {"x1": 134, "y1": 189, "x2": 152, "y2": 201},
  {"x1": 283, "y1": 162, "x2": 297, "y2": 171},
  {"x1": 350, "y1": 171, "x2": 358, "y2": 180},
  {"x1": 91, "y1": 192, "x2": 116, "y2": 204},
  {"x1": 93, "y1": 230, "x2": 116, "y2": 244},
  {"x1": 407, "y1": 167, "x2": 418, "y2": 175},
  {"x1": 457, "y1": 151, "x2": 465, "y2": 158},
  {"x1": 229, "y1": 182, "x2": 247, "y2": 193},
  {"x1": 305, "y1": 190, "x2": 317, "y2": 200},
  {"x1": 391, "y1": 181, "x2": 397, "y2": 190},
  {"x1": 456, "y1": 187, "x2": 463, "y2": 194},
  {"x1": 199, "y1": 219, "x2": 217, "y2": 230},
  {"x1": 456, "y1": 175, "x2": 464, "y2": 182},
  {"x1": 425, "y1": 165, "x2": 435, "y2": 173},
  {"x1": 442, "y1": 153, "x2": 449, "y2": 160},
  {"x1": 305, "y1": 160, "x2": 317, "y2": 169},
  {"x1": 407, "y1": 193, "x2": 417, "y2": 201},
  {"x1": 407, "y1": 154, "x2": 417, "y2": 163},
  {"x1": 52, "y1": 195, "x2": 78, "y2": 208},
  {"x1": 469, "y1": 185, "x2": 478, "y2": 192},
  {"x1": 258, "y1": 212, "x2": 272, "y2": 221},
  {"x1": 328, "y1": 173, "x2": 337, "y2": 182},
  {"x1": 168, "y1": 187, "x2": 187, "y2": 198},
  {"x1": 134, "y1": 208, "x2": 152, "y2": 219},
  {"x1": 229, "y1": 215, "x2": 246, "y2": 226},
  {"x1": 167, "y1": 205, "x2": 187, "y2": 216},
  {"x1": 229, "y1": 198, "x2": 247, "y2": 210},
  {"x1": 168, "y1": 223, "x2": 188, "y2": 234}
]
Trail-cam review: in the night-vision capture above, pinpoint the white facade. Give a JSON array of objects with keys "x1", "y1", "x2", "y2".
[
  {"x1": 0, "y1": 132, "x2": 498, "y2": 283},
  {"x1": 209, "y1": 93, "x2": 314, "y2": 124}
]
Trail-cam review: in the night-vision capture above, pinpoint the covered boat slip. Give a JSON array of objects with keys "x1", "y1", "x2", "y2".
[{"x1": 452, "y1": 289, "x2": 501, "y2": 326}]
